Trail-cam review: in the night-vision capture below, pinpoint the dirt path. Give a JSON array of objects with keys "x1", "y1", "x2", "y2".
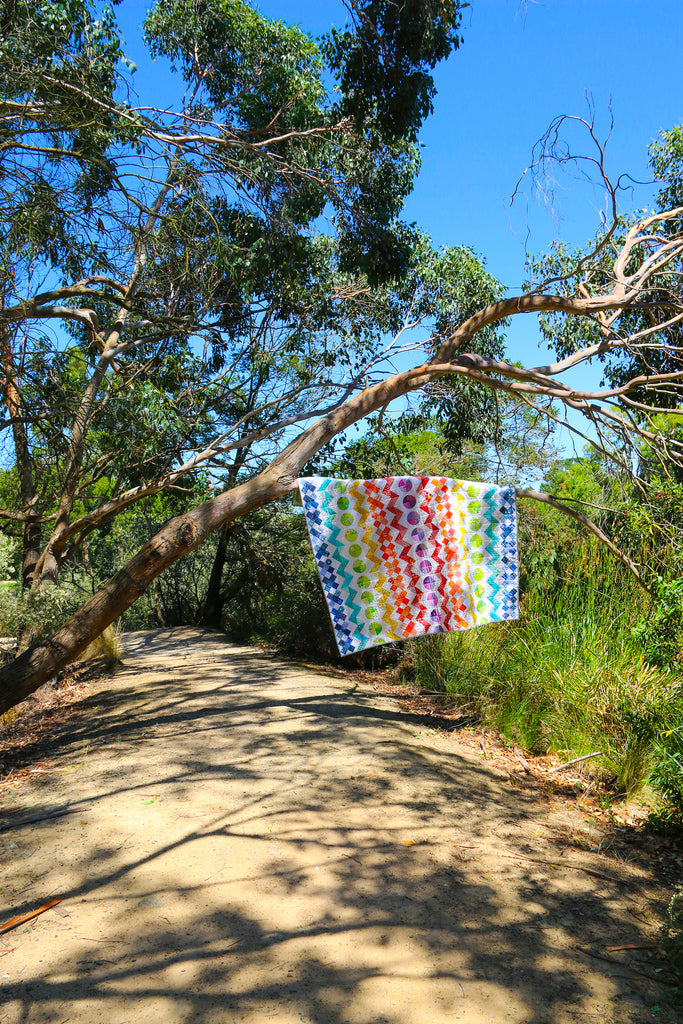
[{"x1": 0, "y1": 629, "x2": 676, "y2": 1023}]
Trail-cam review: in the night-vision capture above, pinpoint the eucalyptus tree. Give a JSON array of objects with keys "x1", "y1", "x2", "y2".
[
  {"x1": 0, "y1": 0, "x2": 467, "y2": 590},
  {"x1": 1, "y1": 3, "x2": 683, "y2": 712}
]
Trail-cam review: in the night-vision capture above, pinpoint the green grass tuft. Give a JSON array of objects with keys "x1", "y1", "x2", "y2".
[{"x1": 414, "y1": 559, "x2": 683, "y2": 802}]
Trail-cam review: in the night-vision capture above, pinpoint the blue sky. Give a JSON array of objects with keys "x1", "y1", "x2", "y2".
[
  {"x1": 118, "y1": 0, "x2": 683, "y2": 280},
  {"x1": 116, "y1": 0, "x2": 683, "y2": 454}
]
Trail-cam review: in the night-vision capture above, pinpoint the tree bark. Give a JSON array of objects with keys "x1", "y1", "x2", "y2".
[
  {"x1": 200, "y1": 524, "x2": 232, "y2": 628},
  {"x1": 0, "y1": 311, "x2": 40, "y2": 588},
  {"x1": 152, "y1": 579, "x2": 165, "y2": 627}
]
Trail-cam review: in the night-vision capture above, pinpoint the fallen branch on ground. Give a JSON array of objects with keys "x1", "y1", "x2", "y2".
[
  {"x1": 0, "y1": 897, "x2": 63, "y2": 934},
  {"x1": 549, "y1": 752, "x2": 604, "y2": 773},
  {"x1": 0, "y1": 806, "x2": 88, "y2": 833}
]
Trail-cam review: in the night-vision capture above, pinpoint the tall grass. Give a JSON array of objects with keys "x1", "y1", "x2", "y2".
[
  {"x1": 79, "y1": 621, "x2": 123, "y2": 667},
  {"x1": 414, "y1": 552, "x2": 683, "y2": 801}
]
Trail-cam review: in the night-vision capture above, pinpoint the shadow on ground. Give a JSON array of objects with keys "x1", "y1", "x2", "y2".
[{"x1": 0, "y1": 628, "x2": 675, "y2": 1024}]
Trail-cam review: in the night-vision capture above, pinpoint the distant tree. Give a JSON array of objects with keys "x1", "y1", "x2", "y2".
[{"x1": 0, "y1": 0, "x2": 470, "y2": 591}]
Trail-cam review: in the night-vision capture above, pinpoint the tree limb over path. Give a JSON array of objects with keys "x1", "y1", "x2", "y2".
[
  {"x1": 1, "y1": 4, "x2": 683, "y2": 712},
  {"x1": 2, "y1": 196, "x2": 682, "y2": 712}
]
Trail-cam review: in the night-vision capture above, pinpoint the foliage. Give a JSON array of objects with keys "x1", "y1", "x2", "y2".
[
  {"x1": 0, "y1": 566, "x2": 94, "y2": 641},
  {"x1": 320, "y1": 392, "x2": 559, "y2": 488},
  {"x1": 651, "y1": 124, "x2": 683, "y2": 216},
  {"x1": 2, "y1": 17, "x2": 683, "y2": 713},
  {"x1": 660, "y1": 886, "x2": 683, "y2": 990},
  {"x1": 650, "y1": 729, "x2": 683, "y2": 817},
  {"x1": 219, "y1": 501, "x2": 332, "y2": 656},
  {"x1": 631, "y1": 579, "x2": 683, "y2": 670},
  {"x1": 0, "y1": 532, "x2": 18, "y2": 585},
  {"x1": 413, "y1": 538, "x2": 683, "y2": 801},
  {"x1": 1, "y1": 0, "x2": 491, "y2": 605},
  {"x1": 324, "y1": 0, "x2": 462, "y2": 142}
]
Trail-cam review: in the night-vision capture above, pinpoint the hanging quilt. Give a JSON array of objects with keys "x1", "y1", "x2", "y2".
[{"x1": 298, "y1": 476, "x2": 519, "y2": 656}]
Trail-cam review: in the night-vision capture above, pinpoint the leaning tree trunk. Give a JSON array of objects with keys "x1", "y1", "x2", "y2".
[
  {"x1": 0, "y1": 352, "x2": 377, "y2": 713},
  {"x1": 0, "y1": 458, "x2": 296, "y2": 714}
]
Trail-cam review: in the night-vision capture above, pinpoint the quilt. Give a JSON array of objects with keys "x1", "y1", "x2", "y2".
[{"x1": 298, "y1": 476, "x2": 519, "y2": 656}]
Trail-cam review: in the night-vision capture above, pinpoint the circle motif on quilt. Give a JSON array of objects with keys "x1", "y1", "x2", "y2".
[
  {"x1": 467, "y1": 485, "x2": 477, "y2": 498},
  {"x1": 398, "y1": 479, "x2": 412, "y2": 491},
  {"x1": 357, "y1": 575, "x2": 370, "y2": 588},
  {"x1": 473, "y1": 568, "x2": 484, "y2": 581},
  {"x1": 369, "y1": 622, "x2": 382, "y2": 635},
  {"x1": 469, "y1": 518, "x2": 481, "y2": 530},
  {"x1": 353, "y1": 559, "x2": 366, "y2": 573},
  {"x1": 334, "y1": 482, "x2": 347, "y2": 493},
  {"x1": 406, "y1": 511, "x2": 419, "y2": 525},
  {"x1": 365, "y1": 606, "x2": 378, "y2": 620},
  {"x1": 337, "y1": 496, "x2": 350, "y2": 510},
  {"x1": 471, "y1": 552, "x2": 483, "y2": 565},
  {"x1": 360, "y1": 591, "x2": 374, "y2": 605},
  {"x1": 340, "y1": 512, "x2": 353, "y2": 525},
  {"x1": 430, "y1": 609, "x2": 440, "y2": 622},
  {"x1": 411, "y1": 528, "x2": 425, "y2": 541},
  {"x1": 475, "y1": 584, "x2": 485, "y2": 598},
  {"x1": 468, "y1": 500, "x2": 481, "y2": 514},
  {"x1": 403, "y1": 495, "x2": 416, "y2": 508},
  {"x1": 345, "y1": 529, "x2": 358, "y2": 541},
  {"x1": 470, "y1": 534, "x2": 482, "y2": 548},
  {"x1": 348, "y1": 544, "x2": 362, "y2": 557},
  {"x1": 425, "y1": 593, "x2": 439, "y2": 607}
]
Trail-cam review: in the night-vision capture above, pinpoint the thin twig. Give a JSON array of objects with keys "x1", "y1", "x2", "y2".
[
  {"x1": 549, "y1": 752, "x2": 604, "y2": 774},
  {"x1": 0, "y1": 898, "x2": 63, "y2": 934}
]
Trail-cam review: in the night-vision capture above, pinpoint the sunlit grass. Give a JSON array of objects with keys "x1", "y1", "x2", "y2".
[{"x1": 414, "y1": 562, "x2": 683, "y2": 800}]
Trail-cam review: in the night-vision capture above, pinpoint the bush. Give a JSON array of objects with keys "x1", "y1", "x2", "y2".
[
  {"x1": 631, "y1": 578, "x2": 683, "y2": 670},
  {"x1": 661, "y1": 887, "x2": 683, "y2": 989},
  {"x1": 413, "y1": 552, "x2": 683, "y2": 801},
  {"x1": 0, "y1": 569, "x2": 94, "y2": 644},
  {"x1": 651, "y1": 727, "x2": 683, "y2": 816}
]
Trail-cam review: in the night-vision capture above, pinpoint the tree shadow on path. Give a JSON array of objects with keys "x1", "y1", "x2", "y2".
[{"x1": 0, "y1": 628, "x2": 675, "y2": 1024}]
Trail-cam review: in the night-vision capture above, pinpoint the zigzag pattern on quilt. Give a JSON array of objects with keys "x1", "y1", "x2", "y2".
[{"x1": 298, "y1": 476, "x2": 519, "y2": 656}]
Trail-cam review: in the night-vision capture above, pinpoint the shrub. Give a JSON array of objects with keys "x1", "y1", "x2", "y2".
[{"x1": 413, "y1": 554, "x2": 683, "y2": 801}]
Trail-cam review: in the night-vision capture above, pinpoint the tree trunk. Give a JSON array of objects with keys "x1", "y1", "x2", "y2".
[
  {"x1": 152, "y1": 579, "x2": 165, "y2": 627},
  {"x1": 200, "y1": 524, "x2": 232, "y2": 628},
  {"x1": 21, "y1": 507, "x2": 41, "y2": 589},
  {"x1": 0, "y1": 352, "x2": 656, "y2": 716},
  {"x1": 0, "y1": 312, "x2": 40, "y2": 588}
]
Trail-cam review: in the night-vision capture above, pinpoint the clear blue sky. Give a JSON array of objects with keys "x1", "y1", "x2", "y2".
[
  {"x1": 118, "y1": 0, "x2": 683, "y2": 331},
  {"x1": 116, "y1": 0, "x2": 683, "y2": 451}
]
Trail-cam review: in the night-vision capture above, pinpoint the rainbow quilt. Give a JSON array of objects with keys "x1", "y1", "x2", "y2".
[{"x1": 298, "y1": 476, "x2": 519, "y2": 656}]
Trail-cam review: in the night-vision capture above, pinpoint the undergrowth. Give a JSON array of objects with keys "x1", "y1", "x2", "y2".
[
  {"x1": 413, "y1": 552, "x2": 683, "y2": 807},
  {"x1": 78, "y1": 621, "x2": 123, "y2": 667}
]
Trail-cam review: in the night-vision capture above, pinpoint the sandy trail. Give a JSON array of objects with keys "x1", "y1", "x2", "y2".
[{"x1": 0, "y1": 628, "x2": 674, "y2": 1023}]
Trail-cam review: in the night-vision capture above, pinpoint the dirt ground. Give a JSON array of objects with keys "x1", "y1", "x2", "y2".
[{"x1": 0, "y1": 628, "x2": 680, "y2": 1024}]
